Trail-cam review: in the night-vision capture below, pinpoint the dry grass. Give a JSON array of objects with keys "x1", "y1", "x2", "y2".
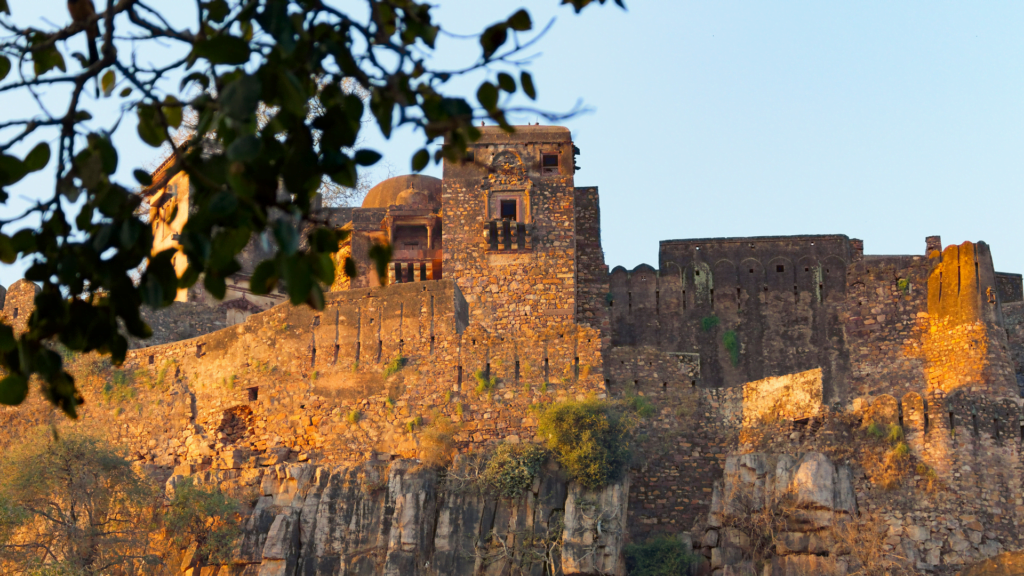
[{"x1": 419, "y1": 416, "x2": 460, "y2": 468}]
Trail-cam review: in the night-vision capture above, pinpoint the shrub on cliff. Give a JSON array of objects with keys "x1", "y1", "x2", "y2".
[
  {"x1": 483, "y1": 441, "x2": 547, "y2": 498},
  {"x1": 420, "y1": 416, "x2": 461, "y2": 469},
  {"x1": 537, "y1": 396, "x2": 647, "y2": 490},
  {"x1": 164, "y1": 477, "x2": 243, "y2": 564},
  {"x1": 624, "y1": 536, "x2": 699, "y2": 576}
]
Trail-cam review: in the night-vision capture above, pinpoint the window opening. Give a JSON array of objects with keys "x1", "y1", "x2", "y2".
[
  {"x1": 12, "y1": 308, "x2": 17, "y2": 319},
  {"x1": 148, "y1": 355, "x2": 155, "y2": 365},
  {"x1": 500, "y1": 199, "x2": 517, "y2": 220},
  {"x1": 310, "y1": 346, "x2": 316, "y2": 368},
  {"x1": 313, "y1": 315, "x2": 321, "y2": 327},
  {"x1": 248, "y1": 387, "x2": 259, "y2": 402},
  {"x1": 376, "y1": 340, "x2": 383, "y2": 362},
  {"x1": 515, "y1": 360, "x2": 520, "y2": 383},
  {"x1": 542, "y1": 153, "x2": 559, "y2": 173},
  {"x1": 543, "y1": 357, "x2": 549, "y2": 382},
  {"x1": 776, "y1": 265, "x2": 785, "y2": 272},
  {"x1": 355, "y1": 341, "x2": 360, "y2": 361},
  {"x1": 574, "y1": 357, "x2": 580, "y2": 380},
  {"x1": 333, "y1": 344, "x2": 340, "y2": 364}
]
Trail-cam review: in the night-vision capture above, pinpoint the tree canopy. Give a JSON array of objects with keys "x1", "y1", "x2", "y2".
[{"x1": 0, "y1": 0, "x2": 624, "y2": 416}]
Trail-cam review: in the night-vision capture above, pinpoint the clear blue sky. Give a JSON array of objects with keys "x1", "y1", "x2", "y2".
[{"x1": 2, "y1": 1, "x2": 1023, "y2": 287}]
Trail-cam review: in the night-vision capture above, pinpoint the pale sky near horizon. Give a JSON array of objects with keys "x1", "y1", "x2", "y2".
[{"x1": 1, "y1": 1, "x2": 1022, "y2": 288}]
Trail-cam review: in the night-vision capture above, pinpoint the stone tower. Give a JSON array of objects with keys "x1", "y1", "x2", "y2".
[{"x1": 442, "y1": 126, "x2": 580, "y2": 333}]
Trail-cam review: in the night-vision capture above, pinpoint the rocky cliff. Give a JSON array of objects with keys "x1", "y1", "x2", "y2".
[{"x1": 172, "y1": 458, "x2": 628, "y2": 576}]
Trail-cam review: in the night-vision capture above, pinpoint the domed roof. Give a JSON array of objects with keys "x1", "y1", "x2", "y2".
[{"x1": 361, "y1": 175, "x2": 441, "y2": 210}]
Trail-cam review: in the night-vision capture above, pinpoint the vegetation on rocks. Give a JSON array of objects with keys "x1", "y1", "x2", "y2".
[
  {"x1": 537, "y1": 396, "x2": 649, "y2": 489},
  {"x1": 483, "y1": 442, "x2": 548, "y2": 498},
  {"x1": 624, "y1": 536, "x2": 699, "y2": 576},
  {"x1": 0, "y1": 429, "x2": 242, "y2": 575}
]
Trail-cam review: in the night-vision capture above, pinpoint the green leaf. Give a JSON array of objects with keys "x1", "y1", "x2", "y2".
[
  {"x1": 0, "y1": 323, "x2": 14, "y2": 351},
  {"x1": 343, "y1": 256, "x2": 357, "y2": 279},
  {"x1": 32, "y1": 46, "x2": 66, "y2": 76},
  {"x1": 119, "y1": 86, "x2": 132, "y2": 98},
  {"x1": 507, "y1": 9, "x2": 532, "y2": 31},
  {"x1": 101, "y1": 69, "x2": 116, "y2": 97},
  {"x1": 411, "y1": 149, "x2": 430, "y2": 172},
  {"x1": 497, "y1": 73, "x2": 516, "y2": 93},
  {"x1": 192, "y1": 35, "x2": 251, "y2": 65},
  {"x1": 220, "y1": 74, "x2": 261, "y2": 120},
  {"x1": 354, "y1": 149, "x2": 382, "y2": 166},
  {"x1": 226, "y1": 135, "x2": 262, "y2": 161},
  {"x1": 23, "y1": 142, "x2": 50, "y2": 172},
  {"x1": 477, "y1": 82, "x2": 498, "y2": 110},
  {"x1": 0, "y1": 56, "x2": 10, "y2": 82},
  {"x1": 0, "y1": 155, "x2": 27, "y2": 186},
  {"x1": 0, "y1": 0, "x2": 9, "y2": 15},
  {"x1": 368, "y1": 242, "x2": 393, "y2": 286},
  {"x1": 136, "y1": 106, "x2": 165, "y2": 147},
  {"x1": 163, "y1": 96, "x2": 182, "y2": 128},
  {"x1": 521, "y1": 72, "x2": 536, "y2": 100},
  {"x1": 249, "y1": 260, "x2": 278, "y2": 295},
  {"x1": 273, "y1": 220, "x2": 300, "y2": 256},
  {"x1": 133, "y1": 169, "x2": 153, "y2": 186},
  {"x1": 0, "y1": 374, "x2": 27, "y2": 406},
  {"x1": 0, "y1": 235, "x2": 15, "y2": 264},
  {"x1": 206, "y1": 0, "x2": 230, "y2": 22},
  {"x1": 480, "y1": 24, "x2": 508, "y2": 60}
]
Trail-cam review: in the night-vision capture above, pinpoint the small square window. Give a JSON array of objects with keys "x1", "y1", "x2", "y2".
[
  {"x1": 542, "y1": 153, "x2": 559, "y2": 174},
  {"x1": 776, "y1": 265, "x2": 785, "y2": 272},
  {"x1": 500, "y1": 199, "x2": 517, "y2": 220}
]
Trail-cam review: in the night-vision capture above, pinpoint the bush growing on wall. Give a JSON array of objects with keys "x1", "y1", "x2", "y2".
[
  {"x1": 537, "y1": 396, "x2": 648, "y2": 489},
  {"x1": 483, "y1": 442, "x2": 547, "y2": 498}
]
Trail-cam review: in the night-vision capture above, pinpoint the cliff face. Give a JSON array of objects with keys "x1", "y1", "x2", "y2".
[{"x1": 173, "y1": 459, "x2": 628, "y2": 576}]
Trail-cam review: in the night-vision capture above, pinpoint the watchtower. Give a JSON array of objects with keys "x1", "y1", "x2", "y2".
[{"x1": 442, "y1": 126, "x2": 579, "y2": 333}]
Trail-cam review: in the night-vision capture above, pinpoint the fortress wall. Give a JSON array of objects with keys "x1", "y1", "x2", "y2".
[
  {"x1": 842, "y1": 255, "x2": 932, "y2": 398},
  {"x1": 127, "y1": 302, "x2": 235, "y2": 349},
  {"x1": 573, "y1": 185, "x2": 610, "y2": 334},
  {"x1": 609, "y1": 235, "x2": 853, "y2": 396},
  {"x1": 1002, "y1": 302, "x2": 1024, "y2": 395},
  {"x1": 1, "y1": 280, "x2": 606, "y2": 479},
  {"x1": 996, "y1": 272, "x2": 1024, "y2": 305}
]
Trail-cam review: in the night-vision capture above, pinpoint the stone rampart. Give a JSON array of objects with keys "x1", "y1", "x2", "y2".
[{"x1": 0, "y1": 280, "x2": 606, "y2": 481}]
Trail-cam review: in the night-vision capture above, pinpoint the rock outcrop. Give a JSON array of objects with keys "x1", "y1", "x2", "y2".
[
  {"x1": 171, "y1": 459, "x2": 628, "y2": 576},
  {"x1": 700, "y1": 452, "x2": 856, "y2": 576}
]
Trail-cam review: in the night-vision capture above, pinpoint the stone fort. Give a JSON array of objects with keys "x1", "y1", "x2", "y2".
[{"x1": 3, "y1": 125, "x2": 1024, "y2": 575}]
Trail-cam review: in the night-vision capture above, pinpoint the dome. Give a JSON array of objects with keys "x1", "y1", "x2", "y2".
[{"x1": 361, "y1": 175, "x2": 441, "y2": 210}]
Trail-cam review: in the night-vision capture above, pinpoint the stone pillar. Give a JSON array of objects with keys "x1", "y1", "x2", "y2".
[{"x1": 850, "y1": 238, "x2": 864, "y2": 262}]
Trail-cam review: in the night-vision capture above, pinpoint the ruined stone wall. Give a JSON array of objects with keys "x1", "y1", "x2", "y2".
[
  {"x1": 573, "y1": 185, "x2": 609, "y2": 334},
  {"x1": 842, "y1": 254, "x2": 932, "y2": 399},
  {"x1": 127, "y1": 301, "x2": 236, "y2": 349},
  {"x1": 1002, "y1": 302, "x2": 1024, "y2": 394},
  {"x1": 0, "y1": 280, "x2": 606, "y2": 480},
  {"x1": 442, "y1": 127, "x2": 578, "y2": 333},
  {"x1": 996, "y1": 272, "x2": 1023, "y2": 304},
  {"x1": 610, "y1": 235, "x2": 853, "y2": 397}
]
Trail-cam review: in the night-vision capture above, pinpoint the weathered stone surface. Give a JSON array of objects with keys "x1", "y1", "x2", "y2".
[{"x1": 210, "y1": 459, "x2": 627, "y2": 576}]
